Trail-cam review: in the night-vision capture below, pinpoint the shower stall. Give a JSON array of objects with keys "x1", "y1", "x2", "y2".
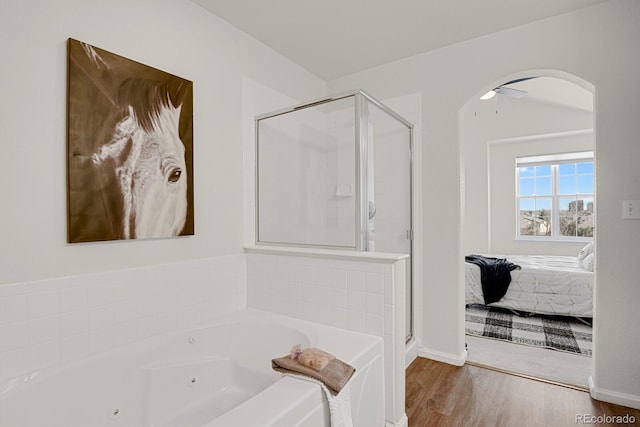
[{"x1": 255, "y1": 90, "x2": 414, "y2": 340}]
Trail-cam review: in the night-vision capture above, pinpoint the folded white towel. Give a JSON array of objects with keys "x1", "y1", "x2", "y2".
[{"x1": 283, "y1": 373, "x2": 353, "y2": 427}]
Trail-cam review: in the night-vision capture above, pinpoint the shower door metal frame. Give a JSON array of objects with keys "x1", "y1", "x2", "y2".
[
  {"x1": 356, "y1": 92, "x2": 414, "y2": 341},
  {"x1": 254, "y1": 89, "x2": 415, "y2": 339},
  {"x1": 354, "y1": 92, "x2": 368, "y2": 251}
]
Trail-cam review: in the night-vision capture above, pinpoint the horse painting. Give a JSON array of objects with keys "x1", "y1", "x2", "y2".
[
  {"x1": 91, "y1": 79, "x2": 188, "y2": 239},
  {"x1": 67, "y1": 39, "x2": 194, "y2": 243}
]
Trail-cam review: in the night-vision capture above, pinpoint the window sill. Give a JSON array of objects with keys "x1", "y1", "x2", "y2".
[{"x1": 515, "y1": 237, "x2": 593, "y2": 244}]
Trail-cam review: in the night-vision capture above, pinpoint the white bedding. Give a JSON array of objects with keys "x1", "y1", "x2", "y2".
[{"x1": 465, "y1": 254, "x2": 593, "y2": 317}]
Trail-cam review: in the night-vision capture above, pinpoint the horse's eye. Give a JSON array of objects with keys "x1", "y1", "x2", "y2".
[{"x1": 168, "y1": 168, "x2": 182, "y2": 183}]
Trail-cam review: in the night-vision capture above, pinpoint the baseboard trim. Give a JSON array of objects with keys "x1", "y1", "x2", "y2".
[
  {"x1": 405, "y1": 340, "x2": 418, "y2": 368},
  {"x1": 589, "y1": 376, "x2": 640, "y2": 410},
  {"x1": 386, "y1": 413, "x2": 408, "y2": 427},
  {"x1": 418, "y1": 346, "x2": 467, "y2": 366}
]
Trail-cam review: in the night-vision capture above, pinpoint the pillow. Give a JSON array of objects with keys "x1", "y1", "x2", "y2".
[
  {"x1": 578, "y1": 242, "x2": 594, "y2": 261},
  {"x1": 582, "y1": 252, "x2": 595, "y2": 272}
]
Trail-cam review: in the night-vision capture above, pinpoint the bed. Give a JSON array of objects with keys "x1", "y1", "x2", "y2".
[{"x1": 465, "y1": 253, "x2": 593, "y2": 318}]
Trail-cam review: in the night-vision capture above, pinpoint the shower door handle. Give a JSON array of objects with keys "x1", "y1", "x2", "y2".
[{"x1": 368, "y1": 201, "x2": 376, "y2": 220}]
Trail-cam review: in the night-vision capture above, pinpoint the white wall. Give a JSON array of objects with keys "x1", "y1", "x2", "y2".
[
  {"x1": 0, "y1": 0, "x2": 325, "y2": 285},
  {"x1": 0, "y1": 0, "x2": 327, "y2": 384},
  {"x1": 461, "y1": 93, "x2": 594, "y2": 255},
  {"x1": 487, "y1": 132, "x2": 593, "y2": 255},
  {"x1": 328, "y1": 0, "x2": 640, "y2": 406}
]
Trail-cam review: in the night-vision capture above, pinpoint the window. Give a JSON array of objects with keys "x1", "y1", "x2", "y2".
[{"x1": 516, "y1": 152, "x2": 594, "y2": 240}]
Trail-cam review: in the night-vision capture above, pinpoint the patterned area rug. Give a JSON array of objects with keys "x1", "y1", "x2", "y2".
[{"x1": 465, "y1": 304, "x2": 592, "y2": 357}]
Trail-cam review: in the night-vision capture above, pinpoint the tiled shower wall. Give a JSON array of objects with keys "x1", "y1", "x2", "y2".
[
  {"x1": 247, "y1": 253, "x2": 390, "y2": 333},
  {"x1": 245, "y1": 249, "x2": 406, "y2": 426},
  {"x1": 0, "y1": 254, "x2": 245, "y2": 383}
]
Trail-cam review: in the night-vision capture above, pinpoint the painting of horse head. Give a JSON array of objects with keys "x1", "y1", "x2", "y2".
[
  {"x1": 67, "y1": 39, "x2": 194, "y2": 243},
  {"x1": 91, "y1": 79, "x2": 188, "y2": 239}
]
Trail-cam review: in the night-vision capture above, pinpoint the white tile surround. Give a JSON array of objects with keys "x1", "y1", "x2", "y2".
[
  {"x1": 245, "y1": 246, "x2": 408, "y2": 427},
  {"x1": 1, "y1": 248, "x2": 407, "y2": 426},
  {"x1": 0, "y1": 255, "x2": 246, "y2": 384}
]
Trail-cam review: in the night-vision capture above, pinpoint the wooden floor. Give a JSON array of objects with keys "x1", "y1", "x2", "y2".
[{"x1": 406, "y1": 357, "x2": 640, "y2": 426}]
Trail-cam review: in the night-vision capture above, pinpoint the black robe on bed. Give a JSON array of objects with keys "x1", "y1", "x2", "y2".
[{"x1": 465, "y1": 255, "x2": 521, "y2": 305}]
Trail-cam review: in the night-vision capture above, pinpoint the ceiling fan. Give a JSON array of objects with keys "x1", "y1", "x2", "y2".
[{"x1": 480, "y1": 77, "x2": 537, "y2": 100}]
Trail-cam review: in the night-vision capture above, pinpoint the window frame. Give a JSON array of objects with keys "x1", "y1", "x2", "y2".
[{"x1": 515, "y1": 151, "x2": 594, "y2": 242}]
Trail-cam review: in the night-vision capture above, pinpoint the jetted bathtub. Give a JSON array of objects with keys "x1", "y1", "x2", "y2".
[{"x1": 0, "y1": 309, "x2": 384, "y2": 427}]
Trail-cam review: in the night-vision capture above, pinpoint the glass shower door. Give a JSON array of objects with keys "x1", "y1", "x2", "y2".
[
  {"x1": 365, "y1": 101, "x2": 413, "y2": 341},
  {"x1": 256, "y1": 91, "x2": 413, "y2": 341},
  {"x1": 257, "y1": 96, "x2": 357, "y2": 248}
]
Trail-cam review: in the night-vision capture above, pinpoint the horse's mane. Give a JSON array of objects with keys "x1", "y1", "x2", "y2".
[{"x1": 118, "y1": 78, "x2": 187, "y2": 134}]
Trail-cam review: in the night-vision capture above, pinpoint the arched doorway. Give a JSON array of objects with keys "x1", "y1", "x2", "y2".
[{"x1": 459, "y1": 70, "x2": 596, "y2": 388}]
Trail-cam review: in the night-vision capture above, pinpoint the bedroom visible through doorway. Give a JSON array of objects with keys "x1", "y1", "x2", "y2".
[{"x1": 460, "y1": 73, "x2": 595, "y2": 389}]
